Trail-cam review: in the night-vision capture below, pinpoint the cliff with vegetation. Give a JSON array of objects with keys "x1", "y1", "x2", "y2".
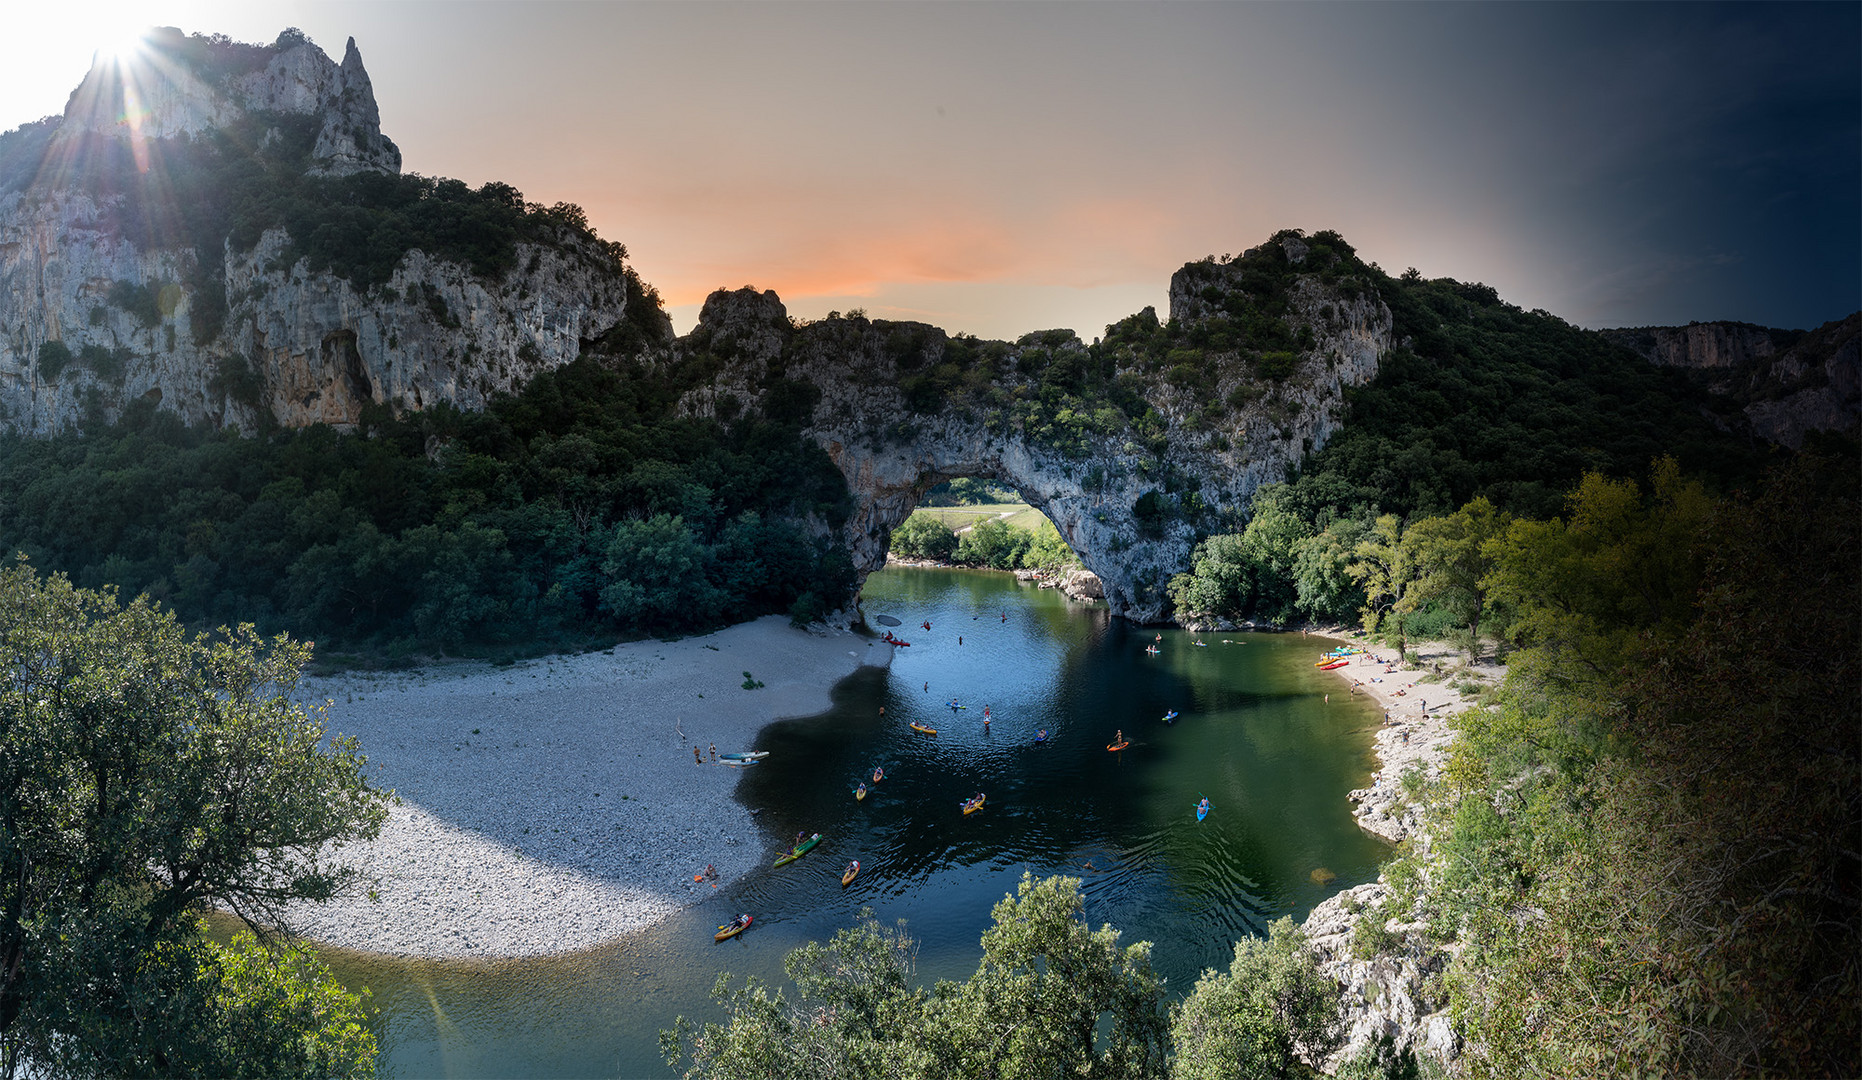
[
  {"x1": 1603, "y1": 314, "x2": 1860, "y2": 449},
  {"x1": 0, "y1": 27, "x2": 641, "y2": 435}
]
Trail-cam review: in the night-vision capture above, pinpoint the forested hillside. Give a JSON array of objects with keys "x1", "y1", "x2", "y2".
[{"x1": 0, "y1": 352, "x2": 854, "y2": 665}]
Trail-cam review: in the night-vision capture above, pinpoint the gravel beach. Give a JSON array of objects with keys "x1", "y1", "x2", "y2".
[
  {"x1": 279, "y1": 616, "x2": 890, "y2": 959},
  {"x1": 1310, "y1": 635, "x2": 1488, "y2": 843}
]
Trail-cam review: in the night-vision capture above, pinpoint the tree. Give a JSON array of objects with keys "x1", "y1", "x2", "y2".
[
  {"x1": 889, "y1": 514, "x2": 958, "y2": 562},
  {"x1": 663, "y1": 875, "x2": 1171, "y2": 1080},
  {"x1": 661, "y1": 914, "x2": 926, "y2": 1080},
  {"x1": 1347, "y1": 514, "x2": 1417, "y2": 657},
  {"x1": 1291, "y1": 518, "x2": 1369, "y2": 625},
  {"x1": 1169, "y1": 533, "x2": 1254, "y2": 620},
  {"x1": 1401, "y1": 497, "x2": 1509, "y2": 662},
  {"x1": 0, "y1": 562, "x2": 387, "y2": 1078},
  {"x1": 1171, "y1": 917, "x2": 1345, "y2": 1080},
  {"x1": 929, "y1": 874, "x2": 1170, "y2": 1078},
  {"x1": 599, "y1": 514, "x2": 723, "y2": 628}
]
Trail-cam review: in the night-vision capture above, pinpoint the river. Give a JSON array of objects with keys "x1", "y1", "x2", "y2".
[{"x1": 318, "y1": 565, "x2": 1389, "y2": 1078}]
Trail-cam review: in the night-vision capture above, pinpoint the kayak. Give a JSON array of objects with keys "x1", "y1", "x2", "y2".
[
  {"x1": 1196, "y1": 800, "x2": 1210, "y2": 822},
  {"x1": 911, "y1": 723, "x2": 938, "y2": 735},
  {"x1": 1034, "y1": 730, "x2": 1048, "y2": 743},
  {"x1": 1144, "y1": 646, "x2": 1160, "y2": 655},
  {"x1": 718, "y1": 758, "x2": 759, "y2": 768},
  {"x1": 1317, "y1": 659, "x2": 1349, "y2": 670},
  {"x1": 1162, "y1": 711, "x2": 1179, "y2": 723},
  {"x1": 841, "y1": 860, "x2": 860, "y2": 886},
  {"x1": 1107, "y1": 740, "x2": 1130, "y2": 752},
  {"x1": 855, "y1": 783, "x2": 867, "y2": 802},
  {"x1": 961, "y1": 794, "x2": 986, "y2": 815},
  {"x1": 715, "y1": 915, "x2": 752, "y2": 941},
  {"x1": 718, "y1": 751, "x2": 769, "y2": 761},
  {"x1": 773, "y1": 833, "x2": 821, "y2": 867},
  {"x1": 871, "y1": 766, "x2": 884, "y2": 784}
]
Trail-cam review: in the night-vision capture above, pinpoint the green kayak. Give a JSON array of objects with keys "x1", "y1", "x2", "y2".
[{"x1": 773, "y1": 833, "x2": 821, "y2": 867}]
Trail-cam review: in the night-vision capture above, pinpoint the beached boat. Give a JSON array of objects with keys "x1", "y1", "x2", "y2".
[
  {"x1": 773, "y1": 833, "x2": 821, "y2": 867},
  {"x1": 911, "y1": 722, "x2": 938, "y2": 735},
  {"x1": 715, "y1": 914, "x2": 752, "y2": 941},
  {"x1": 1317, "y1": 659, "x2": 1349, "y2": 669},
  {"x1": 841, "y1": 860, "x2": 860, "y2": 886},
  {"x1": 718, "y1": 751, "x2": 769, "y2": 761},
  {"x1": 961, "y1": 793, "x2": 986, "y2": 815}
]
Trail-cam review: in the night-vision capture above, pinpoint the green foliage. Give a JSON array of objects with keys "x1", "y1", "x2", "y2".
[
  {"x1": 108, "y1": 279, "x2": 164, "y2": 328},
  {"x1": 889, "y1": 513, "x2": 958, "y2": 562},
  {"x1": 1166, "y1": 485, "x2": 1317, "y2": 625},
  {"x1": 34, "y1": 929, "x2": 380, "y2": 1080},
  {"x1": 0, "y1": 563, "x2": 387, "y2": 1076},
  {"x1": 34, "y1": 339, "x2": 71, "y2": 381},
  {"x1": 1384, "y1": 450, "x2": 1860, "y2": 1077},
  {"x1": 663, "y1": 875, "x2": 1170, "y2": 1080},
  {"x1": 1170, "y1": 917, "x2": 1345, "y2": 1080},
  {"x1": 1401, "y1": 497, "x2": 1509, "y2": 661},
  {"x1": 77, "y1": 343, "x2": 129, "y2": 382},
  {"x1": 0, "y1": 355, "x2": 856, "y2": 663},
  {"x1": 923, "y1": 477, "x2": 1015, "y2": 505},
  {"x1": 954, "y1": 517, "x2": 1031, "y2": 570},
  {"x1": 1284, "y1": 268, "x2": 1764, "y2": 526}
]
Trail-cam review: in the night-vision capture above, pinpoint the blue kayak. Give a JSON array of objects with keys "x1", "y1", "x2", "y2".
[
  {"x1": 1162, "y1": 711, "x2": 1179, "y2": 724},
  {"x1": 1196, "y1": 799, "x2": 1210, "y2": 822}
]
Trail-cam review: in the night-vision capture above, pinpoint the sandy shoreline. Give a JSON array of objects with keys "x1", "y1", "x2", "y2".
[
  {"x1": 280, "y1": 616, "x2": 890, "y2": 959},
  {"x1": 1305, "y1": 632, "x2": 1487, "y2": 843},
  {"x1": 1297, "y1": 632, "x2": 1493, "y2": 1069}
]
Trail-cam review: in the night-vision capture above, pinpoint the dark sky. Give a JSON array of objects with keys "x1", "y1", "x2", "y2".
[{"x1": 6, "y1": 2, "x2": 1857, "y2": 337}]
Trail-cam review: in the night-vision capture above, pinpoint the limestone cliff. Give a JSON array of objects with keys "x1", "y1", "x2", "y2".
[
  {"x1": 1603, "y1": 314, "x2": 1860, "y2": 449},
  {"x1": 675, "y1": 232, "x2": 1394, "y2": 623},
  {"x1": 0, "y1": 28, "x2": 633, "y2": 435}
]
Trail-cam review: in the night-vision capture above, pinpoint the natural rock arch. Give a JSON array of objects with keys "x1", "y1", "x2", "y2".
[{"x1": 679, "y1": 233, "x2": 1395, "y2": 622}]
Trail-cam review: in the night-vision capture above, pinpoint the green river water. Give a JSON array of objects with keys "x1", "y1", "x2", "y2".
[{"x1": 318, "y1": 566, "x2": 1390, "y2": 1077}]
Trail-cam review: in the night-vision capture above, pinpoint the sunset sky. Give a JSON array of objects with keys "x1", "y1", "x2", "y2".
[{"x1": 4, "y1": 2, "x2": 1856, "y2": 341}]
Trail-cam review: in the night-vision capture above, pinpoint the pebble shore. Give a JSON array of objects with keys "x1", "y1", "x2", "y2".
[
  {"x1": 278, "y1": 616, "x2": 890, "y2": 959},
  {"x1": 1299, "y1": 634, "x2": 1495, "y2": 1071}
]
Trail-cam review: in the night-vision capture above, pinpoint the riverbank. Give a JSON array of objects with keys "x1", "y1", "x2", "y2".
[
  {"x1": 1299, "y1": 634, "x2": 1496, "y2": 1072},
  {"x1": 278, "y1": 616, "x2": 891, "y2": 959}
]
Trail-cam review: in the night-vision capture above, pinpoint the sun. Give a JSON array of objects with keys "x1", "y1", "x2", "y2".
[{"x1": 98, "y1": 25, "x2": 150, "y2": 66}]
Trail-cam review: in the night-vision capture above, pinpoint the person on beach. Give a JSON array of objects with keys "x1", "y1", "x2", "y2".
[
  {"x1": 709, "y1": 743, "x2": 717, "y2": 761},
  {"x1": 694, "y1": 747, "x2": 703, "y2": 765},
  {"x1": 958, "y1": 636, "x2": 963, "y2": 645}
]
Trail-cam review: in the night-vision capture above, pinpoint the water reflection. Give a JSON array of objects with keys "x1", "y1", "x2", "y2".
[{"x1": 317, "y1": 567, "x2": 1387, "y2": 1078}]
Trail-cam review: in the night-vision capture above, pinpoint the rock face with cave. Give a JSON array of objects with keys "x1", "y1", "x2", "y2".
[{"x1": 677, "y1": 234, "x2": 1396, "y2": 622}]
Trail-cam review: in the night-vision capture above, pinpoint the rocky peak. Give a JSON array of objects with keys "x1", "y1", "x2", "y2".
[{"x1": 55, "y1": 27, "x2": 400, "y2": 177}]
